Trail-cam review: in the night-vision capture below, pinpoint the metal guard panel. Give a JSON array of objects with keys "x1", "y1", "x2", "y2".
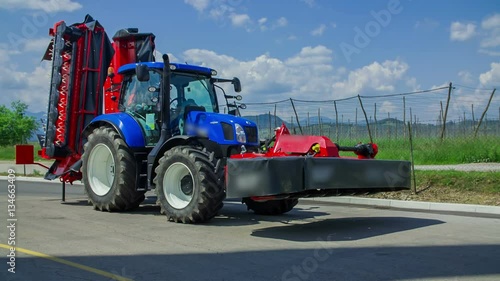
[
  {"x1": 91, "y1": 113, "x2": 145, "y2": 148},
  {"x1": 226, "y1": 157, "x2": 411, "y2": 198},
  {"x1": 226, "y1": 157, "x2": 304, "y2": 198},
  {"x1": 304, "y1": 158, "x2": 411, "y2": 190}
]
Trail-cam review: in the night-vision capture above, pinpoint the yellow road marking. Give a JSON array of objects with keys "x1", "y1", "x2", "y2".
[{"x1": 0, "y1": 244, "x2": 133, "y2": 281}]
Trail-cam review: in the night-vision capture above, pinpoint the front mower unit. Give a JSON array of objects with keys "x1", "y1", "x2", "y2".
[
  {"x1": 226, "y1": 157, "x2": 410, "y2": 198},
  {"x1": 226, "y1": 124, "x2": 411, "y2": 199}
]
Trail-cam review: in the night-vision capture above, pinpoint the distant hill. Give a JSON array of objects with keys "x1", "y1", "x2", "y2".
[
  {"x1": 242, "y1": 114, "x2": 289, "y2": 128},
  {"x1": 26, "y1": 111, "x2": 46, "y2": 142},
  {"x1": 300, "y1": 116, "x2": 334, "y2": 125}
]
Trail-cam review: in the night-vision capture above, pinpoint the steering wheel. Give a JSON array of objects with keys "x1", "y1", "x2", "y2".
[{"x1": 170, "y1": 97, "x2": 186, "y2": 106}]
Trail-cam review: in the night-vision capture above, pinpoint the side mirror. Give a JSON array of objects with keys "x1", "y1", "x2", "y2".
[
  {"x1": 232, "y1": 77, "x2": 241, "y2": 93},
  {"x1": 136, "y1": 64, "x2": 150, "y2": 82}
]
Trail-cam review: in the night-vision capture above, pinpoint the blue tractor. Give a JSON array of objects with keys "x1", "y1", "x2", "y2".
[
  {"x1": 38, "y1": 16, "x2": 410, "y2": 224},
  {"x1": 81, "y1": 56, "x2": 265, "y2": 223}
]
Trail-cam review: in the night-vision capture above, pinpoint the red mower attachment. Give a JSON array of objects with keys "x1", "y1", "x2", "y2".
[{"x1": 225, "y1": 124, "x2": 410, "y2": 199}]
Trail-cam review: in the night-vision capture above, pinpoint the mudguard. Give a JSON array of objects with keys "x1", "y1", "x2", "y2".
[{"x1": 86, "y1": 113, "x2": 146, "y2": 148}]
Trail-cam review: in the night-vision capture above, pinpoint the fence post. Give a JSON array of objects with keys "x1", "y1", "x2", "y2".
[
  {"x1": 334, "y1": 101, "x2": 339, "y2": 143},
  {"x1": 408, "y1": 121, "x2": 417, "y2": 194},
  {"x1": 440, "y1": 82, "x2": 453, "y2": 141},
  {"x1": 318, "y1": 108, "x2": 322, "y2": 135},
  {"x1": 289, "y1": 98, "x2": 303, "y2": 135},
  {"x1": 268, "y1": 111, "x2": 272, "y2": 137},
  {"x1": 463, "y1": 111, "x2": 466, "y2": 137},
  {"x1": 474, "y1": 88, "x2": 496, "y2": 138},
  {"x1": 274, "y1": 103, "x2": 277, "y2": 128},
  {"x1": 307, "y1": 112, "x2": 310, "y2": 134},
  {"x1": 471, "y1": 104, "x2": 475, "y2": 132},
  {"x1": 355, "y1": 107, "x2": 358, "y2": 138},
  {"x1": 357, "y1": 95, "x2": 373, "y2": 143},
  {"x1": 403, "y1": 96, "x2": 406, "y2": 138},
  {"x1": 374, "y1": 103, "x2": 378, "y2": 139}
]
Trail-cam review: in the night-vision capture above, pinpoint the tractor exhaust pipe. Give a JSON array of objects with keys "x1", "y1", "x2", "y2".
[{"x1": 162, "y1": 54, "x2": 172, "y2": 139}]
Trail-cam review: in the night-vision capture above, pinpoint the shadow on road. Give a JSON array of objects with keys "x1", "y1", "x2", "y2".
[
  {"x1": 2, "y1": 244, "x2": 499, "y2": 281},
  {"x1": 251, "y1": 216, "x2": 445, "y2": 241},
  {"x1": 102, "y1": 196, "x2": 331, "y2": 226}
]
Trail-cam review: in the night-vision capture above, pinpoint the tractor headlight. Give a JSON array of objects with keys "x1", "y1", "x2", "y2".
[{"x1": 235, "y1": 123, "x2": 247, "y2": 143}]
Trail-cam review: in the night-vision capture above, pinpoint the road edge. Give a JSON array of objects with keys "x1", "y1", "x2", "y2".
[
  {"x1": 3, "y1": 176, "x2": 500, "y2": 216},
  {"x1": 303, "y1": 196, "x2": 500, "y2": 216}
]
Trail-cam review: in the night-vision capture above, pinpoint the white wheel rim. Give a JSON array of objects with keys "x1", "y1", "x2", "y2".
[
  {"x1": 163, "y1": 162, "x2": 194, "y2": 209},
  {"x1": 87, "y1": 143, "x2": 115, "y2": 196}
]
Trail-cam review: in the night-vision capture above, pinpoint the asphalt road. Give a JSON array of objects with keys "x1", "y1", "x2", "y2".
[{"x1": 1, "y1": 180, "x2": 500, "y2": 281}]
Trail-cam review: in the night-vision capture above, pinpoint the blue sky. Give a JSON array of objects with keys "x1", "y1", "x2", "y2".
[{"x1": 0, "y1": 0, "x2": 499, "y2": 121}]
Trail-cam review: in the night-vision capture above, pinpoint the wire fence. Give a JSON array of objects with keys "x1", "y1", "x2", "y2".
[{"x1": 233, "y1": 83, "x2": 499, "y2": 144}]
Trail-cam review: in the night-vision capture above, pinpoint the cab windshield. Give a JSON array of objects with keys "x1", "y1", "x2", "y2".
[{"x1": 170, "y1": 72, "x2": 218, "y2": 113}]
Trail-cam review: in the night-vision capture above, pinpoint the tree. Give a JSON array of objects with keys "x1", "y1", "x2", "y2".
[{"x1": 0, "y1": 101, "x2": 38, "y2": 146}]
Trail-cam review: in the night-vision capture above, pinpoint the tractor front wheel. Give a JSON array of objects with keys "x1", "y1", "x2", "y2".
[
  {"x1": 154, "y1": 146, "x2": 224, "y2": 223},
  {"x1": 82, "y1": 126, "x2": 145, "y2": 211},
  {"x1": 243, "y1": 198, "x2": 298, "y2": 215}
]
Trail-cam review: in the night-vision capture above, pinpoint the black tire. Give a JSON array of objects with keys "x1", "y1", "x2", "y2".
[
  {"x1": 154, "y1": 146, "x2": 224, "y2": 223},
  {"x1": 81, "y1": 126, "x2": 145, "y2": 211},
  {"x1": 243, "y1": 198, "x2": 298, "y2": 215}
]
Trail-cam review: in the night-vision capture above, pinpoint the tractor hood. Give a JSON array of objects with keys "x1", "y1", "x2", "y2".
[{"x1": 185, "y1": 111, "x2": 259, "y2": 146}]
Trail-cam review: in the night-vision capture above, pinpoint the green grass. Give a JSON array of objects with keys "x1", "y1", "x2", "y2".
[
  {"x1": 0, "y1": 143, "x2": 44, "y2": 161},
  {"x1": 1, "y1": 137, "x2": 499, "y2": 165},
  {"x1": 415, "y1": 170, "x2": 500, "y2": 193},
  {"x1": 340, "y1": 136, "x2": 500, "y2": 164}
]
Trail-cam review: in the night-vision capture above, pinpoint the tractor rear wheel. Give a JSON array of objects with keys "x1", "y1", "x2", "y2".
[
  {"x1": 154, "y1": 146, "x2": 224, "y2": 223},
  {"x1": 243, "y1": 198, "x2": 298, "y2": 215},
  {"x1": 82, "y1": 126, "x2": 145, "y2": 211}
]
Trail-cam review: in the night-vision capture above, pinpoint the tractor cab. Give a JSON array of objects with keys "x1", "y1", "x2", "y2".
[{"x1": 117, "y1": 62, "x2": 243, "y2": 146}]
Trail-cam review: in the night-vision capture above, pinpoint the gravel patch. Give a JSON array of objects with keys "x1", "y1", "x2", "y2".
[{"x1": 415, "y1": 163, "x2": 500, "y2": 172}]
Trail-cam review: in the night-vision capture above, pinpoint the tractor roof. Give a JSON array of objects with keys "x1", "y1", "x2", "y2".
[{"x1": 118, "y1": 62, "x2": 216, "y2": 76}]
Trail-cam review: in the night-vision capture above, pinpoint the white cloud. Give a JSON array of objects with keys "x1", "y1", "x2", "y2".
[
  {"x1": 285, "y1": 45, "x2": 332, "y2": 66},
  {"x1": 480, "y1": 31, "x2": 500, "y2": 48},
  {"x1": 379, "y1": 101, "x2": 396, "y2": 113},
  {"x1": 182, "y1": 45, "x2": 338, "y2": 105},
  {"x1": 450, "y1": 22, "x2": 477, "y2": 41},
  {"x1": 301, "y1": 0, "x2": 315, "y2": 7},
  {"x1": 23, "y1": 37, "x2": 51, "y2": 53},
  {"x1": 479, "y1": 62, "x2": 500, "y2": 86},
  {"x1": 458, "y1": 70, "x2": 474, "y2": 84},
  {"x1": 482, "y1": 14, "x2": 500, "y2": 29},
  {"x1": 229, "y1": 13, "x2": 251, "y2": 27},
  {"x1": 0, "y1": 43, "x2": 20, "y2": 63},
  {"x1": 184, "y1": 0, "x2": 209, "y2": 12},
  {"x1": 258, "y1": 17, "x2": 267, "y2": 31},
  {"x1": 479, "y1": 49, "x2": 500, "y2": 57},
  {"x1": 0, "y1": 46, "x2": 50, "y2": 112},
  {"x1": 0, "y1": 0, "x2": 82, "y2": 12},
  {"x1": 406, "y1": 77, "x2": 420, "y2": 91},
  {"x1": 414, "y1": 18, "x2": 439, "y2": 30},
  {"x1": 287, "y1": 35, "x2": 298, "y2": 41},
  {"x1": 274, "y1": 17, "x2": 288, "y2": 28},
  {"x1": 332, "y1": 60, "x2": 409, "y2": 95},
  {"x1": 311, "y1": 24, "x2": 326, "y2": 36}
]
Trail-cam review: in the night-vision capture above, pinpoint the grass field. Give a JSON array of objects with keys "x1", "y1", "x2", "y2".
[
  {"x1": 0, "y1": 143, "x2": 43, "y2": 161},
  {"x1": 365, "y1": 170, "x2": 500, "y2": 206},
  {"x1": 339, "y1": 136, "x2": 500, "y2": 164},
  {"x1": 1, "y1": 137, "x2": 499, "y2": 165}
]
